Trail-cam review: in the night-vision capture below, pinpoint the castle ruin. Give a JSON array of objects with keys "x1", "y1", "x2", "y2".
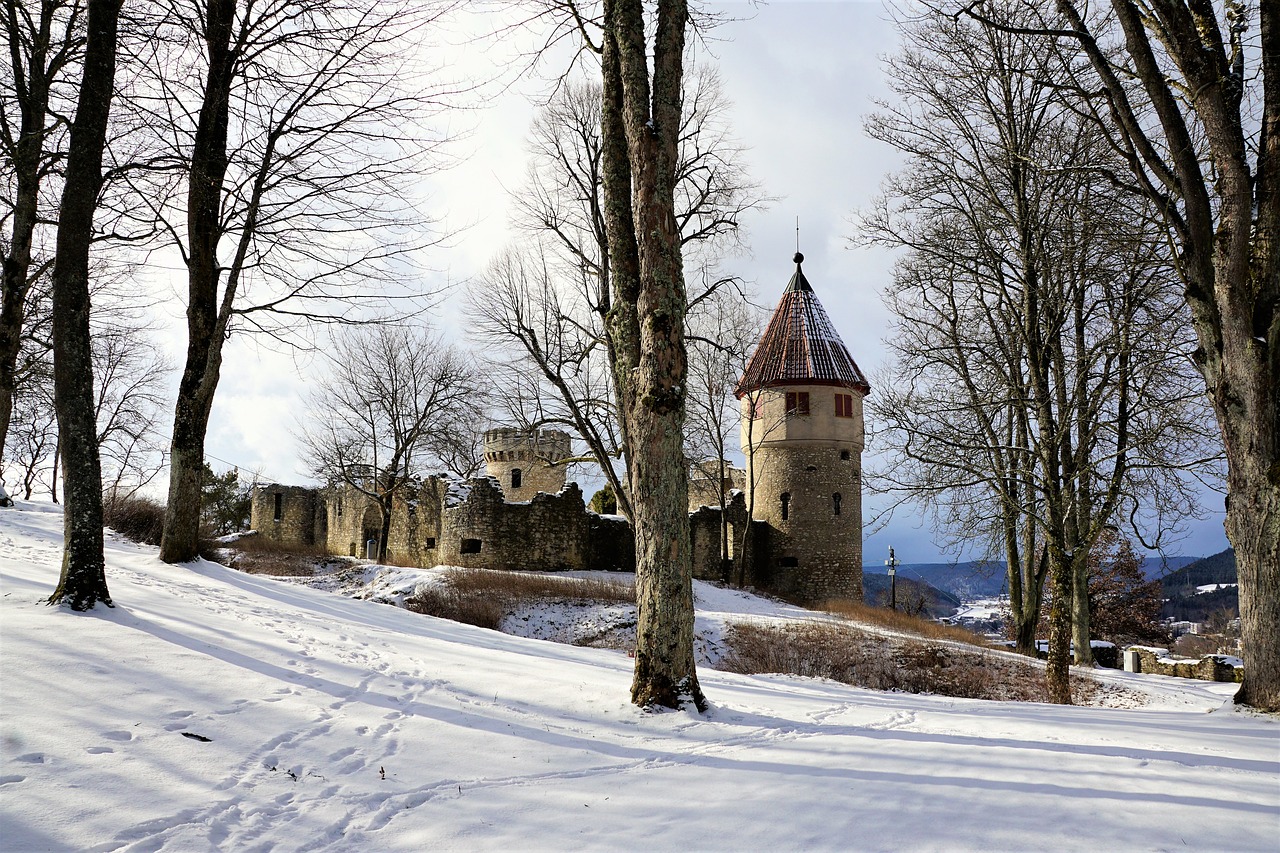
[{"x1": 250, "y1": 254, "x2": 868, "y2": 604}]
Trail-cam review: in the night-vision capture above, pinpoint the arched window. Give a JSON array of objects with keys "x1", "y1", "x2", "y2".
[
  {"x1": 780, "y1": 492, "x2": 791, "y2": 521},
  {"x1": 833, "y1": 493, "x2": 842, "y2": 516},
  {"x1": 511, "y1": 468, "x2": 522, "y2": 489}
]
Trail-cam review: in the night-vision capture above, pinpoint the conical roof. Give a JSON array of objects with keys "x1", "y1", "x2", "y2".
[{"x1": 735, "y1": 253, "x2": 870, "y2": 398}]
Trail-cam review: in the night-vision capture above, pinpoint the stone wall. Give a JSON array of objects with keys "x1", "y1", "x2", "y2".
[
  {"x1": 688, "y1": 461, "x2": 745, "y2": 512},
  {"x1": 482, "y1": 428, "x2": 572, "y2": 502},
  {"x1": 439, "y1": 478, "x2": 591, "y2": 572},
  {"x1": 250, "y1": 474, "x2": 821, "y2": 599},
  {"x1": 1128, "y1": 647, "x2": 1243, "y2": 682},
  {"x1": 250, "y1": 485, "x2": 320, "y2": 547}
]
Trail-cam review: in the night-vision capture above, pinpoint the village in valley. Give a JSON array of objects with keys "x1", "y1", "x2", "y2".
[{"x1": 1, "y1": 1, "x2": 1277, "y2": 851}]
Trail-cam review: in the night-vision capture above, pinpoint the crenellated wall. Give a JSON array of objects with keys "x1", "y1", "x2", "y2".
[{"x1": 482, "y1": 428, "x2": 573, "y2": 502}]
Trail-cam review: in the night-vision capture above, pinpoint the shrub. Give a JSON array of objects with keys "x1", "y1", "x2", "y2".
[
  {"x1": 722, "y1": 621, "x2": 1100, "y2": 704},
  {"x1": 404, "y1": 585, "x2": 506, "y2": 630},
  {"x1": 403, "y1": 568, "x2": 634, "y2": 631},
  {"x1": 102, "y1": 494, "x2": 166, "y2": 545}
]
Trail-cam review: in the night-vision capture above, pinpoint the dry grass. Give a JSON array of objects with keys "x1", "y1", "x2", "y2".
[
  {"x1": 213, "y1": 535, "x2": 338, "y2": 576},
  {"x1": 404, "y1": 568, "x2": 634, "y2": 631},
  {"x1": 722, "y1": 621, "x2": 1100, "y2": 704},
  {"x1": 102, "y1": 495, "x2": 166, "y2": 546},
  {"x1": 819, "y1": 599, "x2": 991, "y2": 647}
]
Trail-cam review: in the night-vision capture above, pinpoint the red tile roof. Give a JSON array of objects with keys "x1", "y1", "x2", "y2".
[{"x1": 735, "y1": 254, "x2": 870, "y2": 398}]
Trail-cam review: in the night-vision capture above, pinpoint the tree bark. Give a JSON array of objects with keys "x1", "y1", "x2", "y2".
[
  {"x1": 601, "y1": 0, "x2": 704, "y2": 711},
  {"x1": 1045, "y1": 551, "x2": 1073, "y2": 704},
  {"x1": 1055, "y1": 0, "x2": 1280, "y2": 710},
  {"x1": 159, "y1": 0, "x2": 236, "y2": 564},
  {"x1": 47, "y1": 0, "x2": 121, "y2": 610}
]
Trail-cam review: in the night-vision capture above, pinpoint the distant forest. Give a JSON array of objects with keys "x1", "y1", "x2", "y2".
[{"x1": 1160, "y1": 550, "x2": 1238, "y2": 622}]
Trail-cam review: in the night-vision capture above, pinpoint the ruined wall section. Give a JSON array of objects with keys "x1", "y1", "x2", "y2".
[
  {"x1": 687, "y1": 461, "x2": 746, "y2": 513},
  {"x1": 588, "y1": 513, "x2": 635, "y2": 572},
  {"x1": 439, "y1": 478, "x2": 591, "y2": 571},
  {"x1": 385, "y1": 478, "x2": 445, "y2": 567},
  {"x1": 250, "y1": 485, "x2": 320, "y2": 547},
  {"x1": 483, "y1": 428, "x2": 572, "y2": 502}
]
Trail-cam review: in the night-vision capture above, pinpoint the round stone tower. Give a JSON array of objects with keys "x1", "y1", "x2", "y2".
[
  {"x1": 482, "y1": 427, "x2": 573, "y2": 502},
  {"x1": 735, "y1": 253, "x2": 870, "y2": 603}
]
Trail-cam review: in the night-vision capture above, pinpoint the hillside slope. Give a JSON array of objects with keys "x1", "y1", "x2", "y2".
[{"x1": 2, "y1": 503, "x2": 1276, "y2": 852}]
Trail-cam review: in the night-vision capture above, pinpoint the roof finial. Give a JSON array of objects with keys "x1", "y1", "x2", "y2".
[{"x1": 794, "y1": 217, "x2": 804, "y2": 265}]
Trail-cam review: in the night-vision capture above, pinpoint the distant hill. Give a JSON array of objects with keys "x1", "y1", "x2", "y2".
[
  {"x1": 862, "y1": 572, "x2": 961, "y2": 619},
  {"x1": 866, "y1": 562, "x2": 1007, "y2": 601},
  {"x1": 867, "y1": 554, "x2": 1199, "y2": 602},
  {"x1": 1161, "y1": 549, "x2": 1237, "y2": 622}
]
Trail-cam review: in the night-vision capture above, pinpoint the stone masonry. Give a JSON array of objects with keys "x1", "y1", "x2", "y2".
[{"x1": 482, "y1": 428, "x2": 572, "y2": 502}]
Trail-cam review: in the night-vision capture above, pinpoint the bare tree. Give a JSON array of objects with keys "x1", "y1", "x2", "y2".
[
  {"x1": 298, "y1": 325, "x2": 478, "y2": 564},
  {"x1": 956, "y1": 0, "x2": 1278, "y2": 714},
  {"x1": 47, "y1": 0, "x2": 123, "y2": 609},
  {"x1": 0, "y1": 0, "x2": 83, "y2": 474},
  {"x1": 471, "y1": 65, "x2": 762, "y2": 525},
  {"x1": 136, "y1": 0, "x2": 459, "y2": 563},
  {"x1": 472, "y1": 244, "x2": 633, "y2": 517},
  {"x1": 863, "y1": 3, "x2": 1218, "y2": 701},
  {"x1": 684, "y1": 280, "x2": 763, "y2": 577}
]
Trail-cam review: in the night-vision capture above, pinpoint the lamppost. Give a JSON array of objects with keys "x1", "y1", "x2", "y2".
[{"x1": 885, "y1": 546, "x2": 899, "y2": 612}]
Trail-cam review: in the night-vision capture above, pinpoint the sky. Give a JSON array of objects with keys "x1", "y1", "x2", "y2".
[
  {"x1": 3, "y1": 502, "x2": 1276, "y2": 851},
  {"x1": 149, "y1": 0, "x2": 1230, "y2": 564}
]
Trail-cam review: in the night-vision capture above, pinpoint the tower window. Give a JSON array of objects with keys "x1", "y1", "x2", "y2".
[
  {"x1": 835, "y1": 393, "x2": 854, "y2": 418},
  {"x1": 780, "y1": 492, "x2": 791, "y2": 521},
  {"x1": 273, "y1": 493, "x2": 283, "y2": 522},
  {"x1": 833, "y1": 492, "x2": 842, "y2": 516},
  {"x1": 336, "y1": 497, "x2": 343, "y2": 518},
  {"x1": 460, "y1": 538, "x2": 482, "y2": 554},
  {"x1": 840, "y1": 450, "x2": 851, "y2": 461},
  {"x1": 425, "y1": 537, "x2": 436, "y2": 549},
  {"x1": 511, "y1": 468, "x2": 522, "y2": 489},
  {"x1": 785, "y1": 392, "x2": 810, "y2": 416},
  {"x1": 749, "y1": 398, "x2": 764, "y2": 420}
]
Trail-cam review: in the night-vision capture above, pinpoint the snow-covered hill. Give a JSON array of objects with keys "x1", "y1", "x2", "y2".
[{"x1": 2, "y1": 502, "x2": 1277, "y2": 852}]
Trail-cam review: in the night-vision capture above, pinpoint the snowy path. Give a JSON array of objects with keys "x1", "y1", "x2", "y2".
[{"x1": 2, "y1": 502, "x2": 1277, "y2": 852}]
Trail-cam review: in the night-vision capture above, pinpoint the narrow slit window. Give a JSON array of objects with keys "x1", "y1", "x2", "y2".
[
  {"x1": 780, "y1": 492, "x2": 791, "y2": 521},
  {"x1": 833, "y1": 492, "x2": 842, "y2": 516},
  {"x1": 511, "y1": 468, "x2": 522, "y2": 489},
  {"x1": 273, "y1": 493, "x2": 283, "y2": 522}
]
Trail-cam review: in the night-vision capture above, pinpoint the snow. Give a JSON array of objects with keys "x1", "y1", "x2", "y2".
[
  {"x1": 1196, "y1": 583, "x2": 1238, "y2": 594},
  {"x1": 2, "y1": 501, "x2": 1278, "y2": 852}
]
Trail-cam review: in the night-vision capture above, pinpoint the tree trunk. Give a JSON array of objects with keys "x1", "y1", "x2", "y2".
[
  {"x1": 1045, "y1": 551, "x2": 1073, "y2": 704},
  {"x1": 159, "y1": 0, "x2": 236, "y2": 564},
  {"x1": 1051, "y1": 0, "x2": 1279, "y2": 712},
  {"x1": 48, "y1": 0, "x2": 122, "y2": 610},
  {"x1": 601, "y1": 0, "x2": 704, "y2": 711},
  {"x1": 0, "y1": 0, "x2": 58, "y2": 467},
  {"x1": 1071, "y1": 552, "x2": 1093, "y2": 666}
]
